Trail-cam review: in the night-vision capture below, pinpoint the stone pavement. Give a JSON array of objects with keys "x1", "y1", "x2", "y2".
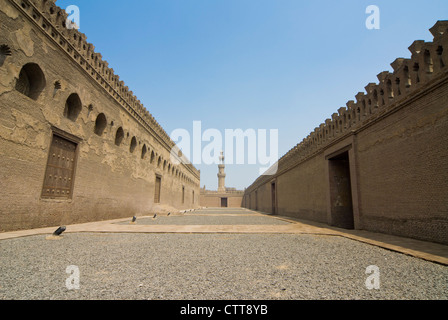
[{"x1": 0, "y1": 208, "x2": 447, "y2": 265}]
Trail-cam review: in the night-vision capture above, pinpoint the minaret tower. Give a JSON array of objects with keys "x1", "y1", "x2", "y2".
[{"x1": 217, "y1": 151, "x2": 226, "y2": 193}]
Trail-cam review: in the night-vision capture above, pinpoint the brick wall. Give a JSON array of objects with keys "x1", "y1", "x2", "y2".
[
  {"x1": 243, "y1": 21, "x2": 448, "y2": 245},
  {"x1": 0, "y1": 0, "x2": 200, "y2": 232}
]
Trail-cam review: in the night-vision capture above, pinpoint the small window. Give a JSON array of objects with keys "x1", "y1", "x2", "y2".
[
  {"x1": 403, "y1": 66, "x2": 411, "y2": 88},
  {"x1": 424, "y1": 50, "x2": 433, "y2": 73},
  {"x1": 386, "y1": 79, "x2": 393, "y2": 99},
  {"x1": 15, "y1": 63, "x2": 46, "y2": 100},
  {"x1": 395, "y1": 78, "x2": 401, "y2": 96},
  {"x1": 64, "y1": 93, "x2": 82, "y2": 121},
  {"x1": 94, "y1": 113, "x2": 107, "y2": 136},
  {"x1": 413, "y1": 63, "x2": 420, "y2": 83},
  {"x1": 436, "y1": 46, "x2": 444, "y2": 68}
]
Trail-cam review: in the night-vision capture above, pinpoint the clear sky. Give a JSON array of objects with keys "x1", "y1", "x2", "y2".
[{"x1": 56, "y1": 0, "x2": 448, "y2": 190}]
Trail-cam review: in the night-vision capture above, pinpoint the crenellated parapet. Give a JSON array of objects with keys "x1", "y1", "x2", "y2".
[
  {"x1": 8, "y1": 0, "x2": 200, "y2": 179},
  {"x1": 247, "y1": 20, "x2": 448, "y2": 192}
]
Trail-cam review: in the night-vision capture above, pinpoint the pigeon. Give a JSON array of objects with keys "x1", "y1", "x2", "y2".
[
  {"x1": 167, "y1": 212, "x2": 171, "y2": 216},
  {"x1": 153, "y1": 214, "x2": 157, "y2": 219},
  {"x1": 53, "y1": 226, "x2": 66, "y2": 236},
  {"x1": 132, "y1": 216, "x2": 137, "y2": 223}
]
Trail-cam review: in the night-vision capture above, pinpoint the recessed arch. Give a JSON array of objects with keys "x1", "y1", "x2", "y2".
[
  {"x1": 157, "y1": 156, "x2": 162, "y2": 168},
  {"x1": 64, "y1": 93, "x2": 82, "y2": 121},
  {"x1": 130, "y1": 136, "x2": 137, "y2": 153},
  {"x1": 94, "y1": 113, "x2": 107, "y2": 136},
  {"x1": 115, "y1": 127, "x2": 124, "y2": 146},
  {"x1": 15, "y1": 63, "x2": 46, "y2": 100},
  {"x1": 150, "y1": 150, "x2": 155, "y2": 164},
  {"x1": 141, "y1": 144, "x2": 147, "y2": 159}
]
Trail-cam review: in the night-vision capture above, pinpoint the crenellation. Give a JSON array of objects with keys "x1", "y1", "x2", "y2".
[
  {"x1": 431, "y1": 22, "x2": 448, "y2": 70},
  {"x1": 354, "y1": 92, "x2": 366, "y2": 121},
  {"x1": 422, "y1": 44, "x2": 435, "y2": 81},
  {"x1": 364, "y1": 83, "x2": 379, "y2": 113},
  {"x1": 331, "y1": 113, "x2": 339, "y2": 134},
  {"x1": 375, "y1": 72, "x2": 387, "y2": 107},
  {"x1": 244, "y1": 21, "x2": 448, "y2": 194},
  {"x1": 408, "y1": 40, "x2": 426, "y2": 88},
  {"x1": 7, "y1": 0, "x2": 182, "y2": 162},
  {"x1": 384, "y1": 72, "x2": 396, "y2": 104},
  {"x1": 327, "y1": 120, "x2": 333, "y2": 139}
]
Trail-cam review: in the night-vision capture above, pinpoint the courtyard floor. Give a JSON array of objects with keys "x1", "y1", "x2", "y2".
[{"x1": 0, "y1": 208, "x2": 447, "y2": 300}]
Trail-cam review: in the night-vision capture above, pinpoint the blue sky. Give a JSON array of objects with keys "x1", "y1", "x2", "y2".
[{"x1": 56, "y1": 0, "x2": 448, "y2": 190}]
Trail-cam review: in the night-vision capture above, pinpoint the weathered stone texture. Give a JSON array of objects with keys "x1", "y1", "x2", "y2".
[{"x1": 0, "y1": 0, "x2": 200, "y2": 232}]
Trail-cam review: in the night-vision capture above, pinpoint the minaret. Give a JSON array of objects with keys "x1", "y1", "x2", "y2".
[{"x1": 217, "y1": 151, "x2": 226, "y2": 193}]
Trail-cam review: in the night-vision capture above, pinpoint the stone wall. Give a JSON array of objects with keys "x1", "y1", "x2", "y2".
[
  {"x1": 243, "y1": 21, "x2": 448, "y2": 245},
  {"x1": 0, "y1": 0, "x2": 200, "y2": 232},
  {"x1": 200, "y1": 191, "x2": 243, "y2": 208}
]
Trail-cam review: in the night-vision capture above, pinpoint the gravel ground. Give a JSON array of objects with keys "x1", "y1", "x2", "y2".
[
  {"x1": 116, "y1": 215, "x2": 291, "y2": 225},
  {"x1": 192, "y1": 209, "x2": 255, "y2": 215},
  {"x1": 0, "y1": 232, "x2": 447, "y2": 300}
]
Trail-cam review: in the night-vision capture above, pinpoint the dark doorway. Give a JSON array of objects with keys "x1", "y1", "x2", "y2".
[
  {"x1": 182, "y1": 186, "x2": 185, "y2": 204},
  {"x1": 255, "y1": 190, "x2": 258, "y2": 210},
  {"x1": 221, "y1": 197, "x2": 228, "y2": 208},
  {"x1": 328, "y1": 151, "x2": 354, "y2": 229},
  {"x1": 154, "y1": 176, "x2": 161, "y2": 203},
  {"x1": 271, "y1": 182, "x2": 276, "y2": 215}
]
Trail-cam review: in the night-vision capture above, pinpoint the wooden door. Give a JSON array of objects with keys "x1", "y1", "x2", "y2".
[{"x1": 41, "y1": 134, "x2": 77, "y2": 199}]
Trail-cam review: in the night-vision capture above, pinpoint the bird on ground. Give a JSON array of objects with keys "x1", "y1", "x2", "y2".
[{"x1": 53, "y1": 226, "x2": 66, "y2": 236}]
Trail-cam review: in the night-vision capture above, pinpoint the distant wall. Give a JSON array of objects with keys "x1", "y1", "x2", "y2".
[
  {"x1": 200, "y1": 192, "x2": 243, "y2": 208},
  {"x1": 243, "y1": 21, "x2": 448, "y2": 245}
]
